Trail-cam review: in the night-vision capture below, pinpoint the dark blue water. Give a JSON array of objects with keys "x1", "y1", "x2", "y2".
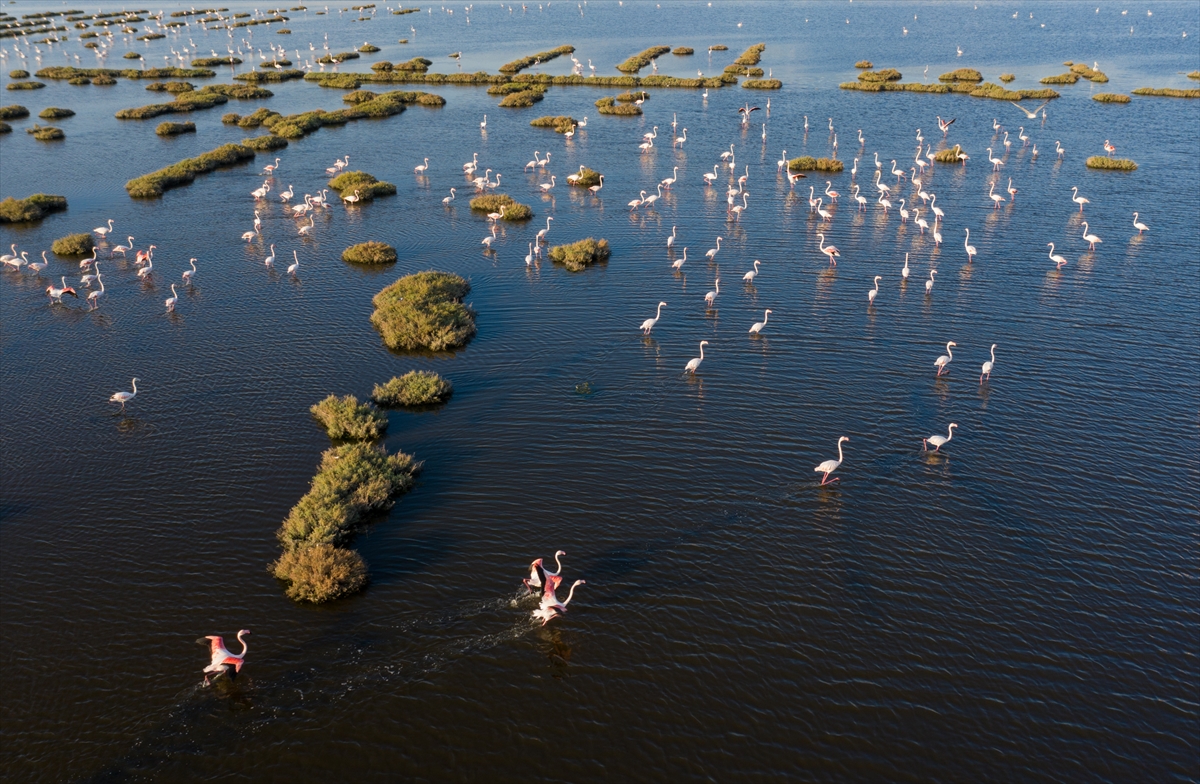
[{"x1": 2, "y1": 2, "x2": 1198, "y2": 781}]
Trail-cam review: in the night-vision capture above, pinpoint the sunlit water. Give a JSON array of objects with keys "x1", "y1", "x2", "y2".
[{"x1": 2, "y1": 2, "x2": 1198, "y2": 781}]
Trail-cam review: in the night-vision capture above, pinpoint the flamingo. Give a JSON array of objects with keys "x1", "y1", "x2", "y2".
[
  {"x1": 743, "y1": 260, "x2": 761, "y2": 282},
  {"x1": 704, "y1": 278, "x2": 720, "y2": 308},
  {"x1": 986, "y1": 147, "x2": 1004, "y2": 171},
  {"x1": 254, "y1": 212, "x2": 263, "y2": 232},
  {"x1": 744, "y1": 309, "x2": 772, "y2": 333},
  {"x1": 816, "y1": 197, "x2": 832, "y2": 223},
  {"x1": 902, "y1": 253, "x2": 910, "y2": 279},
  {"x1": 2, "y1": 250, "x2": 26, "y2": 272},
  {"x1": 661, "y1": 167, "x2": 679, "y2": 190},
  {"x1": 934, "y1": 341, "x2": 956, "y2": 376},
  {"x1": 538, "y1": 152, "x2": 552, "y2": 169},
  {"x1": 666, "y1": 226, "x2": 677, "y2": 250},
  {"x1": 776, "y1": 149, "x2": 787, "y2": 170},
  {"x1": 298, "y1": 215, "x2": 315, "y2": 236},
  {"x1": 926, "y1": 269, "x2": 937, "y2": 295},
  {"x1": 1056, "y1": 140, "x2": 1065, "y2": 158},
  {"x1": 1048, "y1": 242, "x2": 1068, "y2": 269},
  {"x1": 933, "y1": 221, "x2": 943, "y2": 247},
  {"x1": 200, "y1": 629, "x2": 250, "y2": 683},
  {"x1": 989, "y1": 182, "x2": 1006, "y2": 209},
  {"x1": 1070, "y1": 186, "x2": 1089, "y2": 212},
  {"x1": 46, "y1": 275, "x2": 78, "y2": 303},
  {"x1": 480, "y1": 114, "x2": 487, "y2": 130},
  {"x1": 134, "y1": 245, "x2": 156, "y2": 267},
  {"x1": 287, "y1": 250, "x2": 300, "y2": 276},
  {"x1": 891, "y1": 159, "x2": 907, "y2": 182},
  {"x1": 705, "y1": 236, "x2": 723, "y2": 261},
  {"x1": 980, "y1": 344, "x2": 997, "y2": 384},
  {"x1": 93, "y1": 219, "x2": 114, "y2": 238},
  {"x1": 1007, "y1": 178, "x2": 1017, "y2": 202},
  {"x1": 1003, "y1": 130, "x2": 1012, "y2": 151},
  {"x1": 539, "y1": 175, "x2": 557, "y2": 193},
  {"x1": 641, "y1": 302, "x2": 666, "y2": 334},
  {"x1": 703, "y1": 165, "x2": 719, "y2": 185},
  {"x1": 165, "y1": 284, "x2": 179, "y2": 312},
  {"x1": 262, "y1": 157, "x2": 280, "y2": 175},
  {"x1": 1133, "y1": 212, "x2": 1149, "y2": 234},
  {"x1": 923, "y1": 423, "x2": 958, "y2": 452},
  {"x1": 874, "y1": 170, "x2": 891, "y2": 197},
  {"x1": 808, "y1": 186, "x2": 818, "y2": 212},
  {"x1": 814, "y1": 436, "x2": 849, "y2": 485},
  {"x1": 964, "y1": 228, "x2": 977, "y2": 261},
  {"x1": 643, "y1": 184, "x2": 662, "y2": 208},
  {"x1": 1103, "y1": 139, "x2": 1116, "y2": 158},
  {"x1": 182, "y1": 258, "x2": 198, "y2": 285},
  {"x1": 532, "y1": 576, "x2": 586, "y2": 626},
  {"x1": 537, "y1": 216, "x2": 553, "y2": 243},
  {"x1": 414, "y1": 157, "x2": 429, "y2": 174},
  {"x1": 825, "y1": 180, "x2": 840, "y2": 203},
  {"x1": 589, "y1": 175, "x2": 605, "y2": 195},
  {"x1": 930, "y1": 193, "x2": 944, "y2": 220},
  {"x1": 817, "y1": 232, "x2": 840, "y2": 265},
  {"x1": 487, "y1": 204, "x2": 508, "y2": 222},
  {"x1": 481, "y1": 235, "x2": 495, "y2": 251},
  {"x1": 81, "y1": 262, "x2": 100, "y2": 288},
  {"x1": 109, "y1": 377, "x2": 139, "y2": 410},
  {"x1": 915, "y1": 208, "x2": 929, "y2": 234},
  {"x1": 524, "y1": 551, "x2": 567, "y2": 592},
  {"x1": 684, "y1": 340, "x2": 708, "y2": 374},
  {"x1": 720, "y1": 143, "x2": 735, "y2": 161},
  {"x1": 342, "y1": 189, "x2": 361, "y2": 205},
  {"x1": 264, "y1": 244, "x2": 276, "y2": 267},
  {"x1": 242, "y1": 230, "x2": 258, "y2": 242},
  {"x1": 136, "y1": 257, "x2": 154, "y2": 279},
  {"x1": 1019, "y1": 127, "x2": 1029, "y2": 146},
  {"x1": 87, "y1": 274, "x2": 105, "y2": 309},
  {"x1": 730, "y1": 192, "x2": 748, "y2": 221},
  {"x1": 524, "y1": 152, "x2": 541, "y2": 171},
  {"x1": 110, "y1": 236, "x2": 134, "y2": 258},
  {"x1": 868, "y1": 275, "x2": 881, "y2": 304},
  {"x1": 852, "y1": 184, "x2": 868, "y2": 211},
  {"x1": 279, "y1": 184, "x2": 295, "y2": 202},
  {"x1": 899, "y1": 197, "x2": 910, "y2": 222},
  {"x1": 628, "y1": 190, "x2": 646, "y2": 210},
  {"x1": 937, "y1": 115, "x2": 955, "y2": 136},
  {"x1": 878, "y1": 193, "x2": 892, "y2": 214},
  {"x1": 1, "y1": 244, "x2": 20, "y2": 265},
  {"x1": 443, "y1": 187, "x2": 456, "y2": 205},
  {"x1": 463, "y1": 152, "x2": 479, "y2": 172},
  {"x1": 1082, "y1": 221, "x2": 1102, "y2": 250},
  {"x1": 27, "y1": 251, "x2": 49, "y2": 275}
]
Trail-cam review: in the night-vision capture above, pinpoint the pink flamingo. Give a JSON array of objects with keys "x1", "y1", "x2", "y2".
[
  {"x1": 200, "y1": 630, "x2": 250, "y2": 684},
  {"x1": 524, "y1": 550, "x2": 566, "y2": 592}
]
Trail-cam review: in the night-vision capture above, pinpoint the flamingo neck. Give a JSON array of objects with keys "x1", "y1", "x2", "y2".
[
  {"x1": 236, "y1": 632, "x2": 248, "y2": 657},
  {"x1": 837, "y1": 440, "x2": 845, "y2": 463},
  {"x1": 563, "y1": 582, "x2": 583, "y2": 606}
]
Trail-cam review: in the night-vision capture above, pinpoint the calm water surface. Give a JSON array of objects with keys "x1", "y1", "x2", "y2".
[{"x1": 2, "y1": 2, "x2": 1198, "y2": 781}]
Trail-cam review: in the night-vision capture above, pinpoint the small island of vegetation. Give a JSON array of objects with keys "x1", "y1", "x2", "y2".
[
  {"x1": 311, "y1": 394, "x2": 388, "y2": 441},
  {"x1": 342, "y1": 241, "x2": 397, "y2": 264},
  {"x1": 156, "y1": 120, "x2": 196, "y2": 135},
  {"x1": 371, "y1": 270, "x2": 477, "y2": 352},
  {"x1": 469, "y1": 193, "x2": 532, "y2": 220},
  {"x1": 549, "y1": 237, "x2": 611, "y2": 272},
  {"x1": 328, "y1": 170, "x2": 396, "y2": 202},
  {"x1": 789, "y1": 156, "x2": 843, "y2": 173},
  {"x1": 530, "y1": 114, "x2": 577, "y2": 133},
  {"x1": 1086, "y1": 156, "x2": 1137, "y2": 171},
  {"x1": 0, "y1": 193, "x2": 67, "y2": 223},
  {"x1": 373, "y1": 370, "x2": 452, "y2": 407},
  {"x1": 51, "y1": 232, "x2": 94, "y2": 256},
  {"x1": 1092, "y1": 93, "x2": 1131, "y2": 103}
]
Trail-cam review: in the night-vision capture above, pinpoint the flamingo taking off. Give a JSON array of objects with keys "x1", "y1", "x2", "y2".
[
  {"x1": 524, "y1": 550, "x2": 566, "y2": 592},
  {"x1": 200, "y1": 630, "x2": 250, "y2": 684}
]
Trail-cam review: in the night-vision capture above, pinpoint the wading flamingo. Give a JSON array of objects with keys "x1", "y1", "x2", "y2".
[
  {"x1": 1048, "y1": 242, "x2": 1068, "y2": 269},
  {"x1": 923, "y1": 423, "x2": 957, "y2": 451},
  {"x1": 743, "y1": 259, "x2": 761, "y2": 282},
  {"x1": 934, "y1": 341, "x2": 956, "y2": 376},
  {"x1": 980, "y1": 344, "x2": 997, "y2": 383},
  {"x1": 814, "y1": 436, "x2": 848, "y2": 484},
  {"x1": 749, "y1": 309, "x2": 771, "y2": 335},
  {"x1": 685, "y1": 340, "x2": 708, "y2": 374},
  {"x1": 964, "y1": 228, "x2": 977, "y2": 261},
  {"x1": 817, "y1": 232, "x2": 840, "y2": 265},
  {"x1": 109, "y1": 377, "x2": 139, "y2": 411},
  {"x1": 182, "y1": 258, "x2": 198, "y2": 285},
  {"x1": 868, "y1": 275, "x2": 881, "y2": 304},
  {"x1": 926, "y1": 269, "x2": 936, "y2": 294},
  {"x1": 1132, "y1": 212, "x2": 1149, "y2": 234},
  {"x1": 704, "y1": 278, "x2": 720, "y2": 308},
  {"x1": 641, "y1": 302, "x2": 667, "y2": 335},
  {"x1": 1082, "y1": 221, "x2": 1102, "y2": 250},
  {"x1": 165, "y1": 284, "x2": 179, "y2": 312}
]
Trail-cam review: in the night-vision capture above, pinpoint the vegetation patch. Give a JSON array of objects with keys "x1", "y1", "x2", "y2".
[
  {"x1": 788, "y1": 156, "x2": 842, "y2": 172},
  {"x1": 6, "y1": 80, "x2": 45, "y2": 90},
  {"x1": 489, "y1": 81, "x2": 546, "y2": 95},
  {"x1": 371, "y1": 270, "x2": 476, "y2": 352},
  {"x1": 37, "y1": 106, "x2": 73, "y2": 119},
  {"x1": 342, "y1": 240, "x2": 397, "y2": 264},
  {"x1": 734, "y1": 43, "x2": 767, "y2": 68},
  {"x1": 358, "y1": 43, "x2": 380, "y2": 53},
  {"x1": 234, "y1": 69, "x2": 305, "y2": 83},
  {"x1": 93, "y1": 75, "x2": 118, "y2": 85},
  {"x1": 1040, "y1": 72, "x2": 1079, "y2": 85},
  {"x1": 316, "y1": 51, "x2": 361, "y2": 64},
  {"x1": 38, "y1": 66, "x2": 216, "y2": 80},
  {"x1": 0, "y1": 103, "x2": 28, "y2": 119},
  {"x1": 191, "y1": 56, "x2": 241, "y2": 67},
  {"x1": 0, "y1": 122, "x2": 9, "y2": 134},
  {"x1": 373, "y1": 370, "x2": 452, "y2": 407},
  {"x1": 122, "y1": 52, "x2": 141, "y2": 60},
  {"x1": 0, "y1": 193, "x2": 66, "y2": 223},
  {"x1": 724, "y1": 64, "x2": 764, "y2": 77},
  {"x1": 530, "y1": 114, "x2": 577, "y2": 133},
  {"x1": 617, "y1": 45, "x2": 671, "y2": 74},
  {"x1": 1070, "y1": 62, "x2": 1108, "y2": 82},
  {"x1": 468, "y1": 193, "x2": 532, "y2": 220},
  {"x1": 498, "y1": 89, "x2": 544, "y2": 107},
  {"x1": 500, "y1": 44, "x2": 574, "y2": 74},
  {"x1": 858, "y1": 68, "x2": 901, "y2": 82},
  {"x1": 934, "y1": 145, "x2": 964, "y2": 163},
  {"x1": 51, "y1": 232, "x2": 94, "y2": 256},
  {"x1": 68, "y1": 76, "x2": 91, "y2": 85},
  {"x1": 854, "y1": 60, "x2": 873, "y2": 68},
  {"x1": 243, "y1": 134, "x2": 288, "y2": 151},
  {"x1": 271, "y1": 443, "x2": 420, "y2": 603},
  {"x1": 999, "y1": 73, "x2": 1015, "y2": 82},
  {"x1": 596, "y1": 95, "x2": 641, "y2": 115},
  {"x1": 672, "y1": 47, "x2": 693, "y2": 56},
  {"x1": 342, "y1": 89, "x2": 379, "y2": 104},
  {"x1": 709, "y1": 44, "x2": 728, "y2": 51},
  {"x1": 742, "y1": 79, "x2": 782, "y2": 89},
  {"x1": 1093, "y1": 92, "x2": 1131, "y2": 103},
  {"x1": 9, "y1": 69, "x2": 28, "y2": 78},
  {"x1": 115, "y1": 86, "x2": 269, "y2": 119},
  {"x1": 260, "y1": 90, "x2": 440, "y2": 140},
  {"x1": 277, "y1": 28, "x2": 291, "y2": 33},
  {"x1": 1086, "y1": 156, "x2": 1137, "y2": 171},
  {"x1": 939, "y1": 68, "x2": 983, "y2": 82},
  {"x1": 259, "y1": 59, "x2": 293, "y2": 69},
  {"x1": 311, "y1": 394, "x2": 387, "y2": 441},
  {"x1": 1189, "y1": 71, "x2": 1200, "y2": 80},
  {"x1": 549, "y1": 237, "x2": 610, "y2": 272},
  {"x1": 328, "y1": 170, "x2": 396, "y2": 201},
  {"x1": 568, "y1": 167, "x2": 602, "y2": 188},
  {"x1": 126, "y1": 142, "x2": 255, "y2": 197},
  {"x1": 615, "y1": 90, "x2": 648, "y2": 102},
  {"x1": 840, "y1": 80, "x2": 1058, "y2": 101},
  {"x1": 156, "y1": 120, "x2": 195, "y2": 135},
  {"x1": 28, "y1": 124, "x2": 63, "y2": 140},
  {"x1": 146, "y1": 80, "x2": 194, "y2": 92},
  {"x1": 1131, "y1": 87, "x2": 1200, "y2": 98}
]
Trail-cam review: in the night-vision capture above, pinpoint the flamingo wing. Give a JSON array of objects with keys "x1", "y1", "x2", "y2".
[{"x1": 203, "y1": 635, "x2": 226, "y2": 654}]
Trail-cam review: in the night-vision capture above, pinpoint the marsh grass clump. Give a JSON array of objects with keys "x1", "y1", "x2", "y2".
[
  {"x1": 222, "y1": 112, "x2": 240, "y2": 124},
  {"x1": 939, "y1": 68, "x2": 983, "y2": 83},
  {"x1": 191, "y1": 56, "x2": 241, "y2": 67},
  {"x1": 857, "y1": 68, "x2": 901, "y2": 82},
  {"x1": 28, "y1": 124, "x2": 63, "y2": 140},
  {"x1": 6, "y1": 80, "x2": 45, "y2": 90},
  {"x1": 242, "y1": 134, "x2": 288, "y2": 151},
  {"x1": 549, "y1": 237, "x2": 610, "y2": 272},
  {"x1": 596, "y1": 96, "x2": 641, "y2": 115},
  {"x1": 9, "y1": 69, "x2": 29, "y2": 78},
  {"x1": 999, "y1": 73, "x2": 1015, "y2": 82},
  {"x1": 358, "y1": 43, "x2": 380, "y2": 53},
  {"x1": 126, "y1": 142, "x2": 255, "y2": 197},
  {"x1": 742, "y1": 79, "x2": 782, "y2": 89},
  {"x1": 51, "y1": 232, "x2": 94, "y2": 256},
  {"x1": 271, "y1": 543, "x2": 366, "y2": 603},
  {"x1": 734, "y1": 43, "x2": 767, "y2": 67},
  {"x1": 342, "y1": 89, "x2": 379, "y2": 104},
  {"x1": 1040, "y1": 72, "x2": 1079, "y2": 85},
  {"x1": 156, "y1": 120, "x2": 195, "y2": 135},
  {"x1": 1131, "y1": 87, "x2": 1200, "y2": 98},
  {"x1": 569, "y1": 167, "x2": 602, "y2": 188},
  {"x1": 342, "y1": 241, "x2": 397, "y2": 265},
  {"x1": 498, "y1": 89, "x2": 543, "y2": 107},
  {"x1": 315, "y1": 51, "x2": 361, "y2": 64},
  {"x1": 234, "y1": 68, "x2": 304, "y2": 83},
  {"x1": 259, "y1": 59, "x2": 293, "y2": 69},
  {"x1": 815, "y1": 157, "x2": 843, "y2": 172},
  {"x1": 788, "y1": 156, "x2": 817, "y2": 171},
  {"x1": 1070, "y1": 62, "x2": 1108, "y2": 82},
  {"x1": 617, "y1": 45, "x2": 671, "y2": 73},
  {"x1": 237, "y1": 106, "x2": 281, "y2": 127},
  {"x1": 146, "y1": 80, "x2": 194, "y2": 92},
  {"x1": 934, "y1": 145, "x2": 964, "y2": 163},
  {"x1": 709, "y1": 44, "x2": 728, "y2": 51},
  {"x1": 68, "y1": 76, "x2": 91, "y2": 85},
  {"x1": 1086, "y1": 156, "x2": 1137, "y2": 171},
  {"x1": 372, "y1": 371, "x2": 452, "y2": 407},
  {"x1": 673, "y1": 47, "x2": 693, "y2": 55},
  {"x1": 38, "y1": 106, "x2": 74, "y2": 119},
  {"x1": 311, "y1": 394, "x2": 388, "y2": 441},
  {"x1": 277, "y1": 28, "x2": 291, "y2": 33},
  {"x1": 328, "y1": 170, "x2": 396, "y2": 201},
  {"x1": 0, "y1": 122, "x2": 9, "y2": 134},
  {"x1": 371, "y1": 270, "x2": 476, "y2": 352},
  {"x1": 724, "y1": 64, "x2": 764, "y2": 77},
  {"x1": 499, "y1": 44, "x2": 574, "y2": 74},
  {"x1": 530, "y1": 114, "x2": 577, "y2": 133},
  {"x1": 468, "y1": 193, "x2": 532, "y2": 220},
  {"x1": 1093, "y1": 93, "x2": 1131, "y2": 103},
  {"x1": 309, "y1": 72, "x2": 361, "y2": 89},
  {"x1": 488, "y1": 81, "x2": 543, "y2": 96},
  {"x1": 93, "y1": 75, "x2": 117, "y2": 85},
  {"x1": 115, "y1": 89, "x2": 230, "y2": 120},
  {"x1": 0, "y1": 104, "x2": 29, "y2": 119},
  {"x1": 122, "y1": 51, "x2": 141, "y2": 60},
  {"x1": 854, "y1": 60, "x2": 873, "y2": 69},
  {"x1": 1189, "y1": 71, "x2": 1200, "y2": 80},
  {"x1": 0, "y1": 193, "x2": 66, "y2": 223}
]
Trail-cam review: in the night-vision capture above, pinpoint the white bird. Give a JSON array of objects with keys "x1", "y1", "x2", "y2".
[
  {"x1": 902, "y1": 253, "x2": 910, "y2": 279},
  {"x1": 539, "y1": 175, "x2": 557, "y2": 193},
  {"x1": 182, "y1": 258, "x2": 198, "y2": 285},
  {"x1": 742, "y1": 259, "x2": 761, "y2": 283},
  {"x1": 684, "y1": 340, "x2": 708, "y2": 374},
  {"x1": 749, "y1": 308, "x2": 771, "y2": 335},
  {"x1": 414, "y1": 157, "x2": 430, "y2": 174},
  {"x1": 109, "y1": 377, "x2": 139, "y2": 411},
  {"x1": 1082, "y1": 221, "x2": 1102, "y2": 250},
  {"x1": 925, "y1": 269, "x2": 937, "y2": 294},
  {"x1": 672, "y1": 248, "x2": 688, "y2": 271},
  {"x1": 705, "y1": 236, "x2": 723, "y2": 261},
  {"x1": 980, "y1": 344, "x2": 997, "y2": 383},
  {"x1": 287, "y1": 250, "x2": 300, "y2": 276},
  {"x1": 1133, "y1": 212, "x2": 1149, "y2": 234},
  {"x1": 924, "y1": 423, "x2": 958, "y2": 451},
  {"x1": 1071, "y1": 186, "x2": 1089, "y2": 212},
  {"x1": 666, "y1": 226, "x2": 677, "y2": 249},
  {"x1": 964, "y1": 228, "x2": 977, "y2": 262},
  {"x1": 27, "y1": 251, "x2": 49, "y2": 276},
  {"x1": 525, "y1": 243, "x2": 534, "y2": 267},
  {"x1": 640, "y1": 301, "x2": 666, "y2": 334},
  {"x1": 443, "y1": 187, "x2": 456, "y2": 205},
  {"x1": 868, "y1": 275, "x2": 881, "y2": 304},
  {"x1": 264, "y1": 244, "x2": 276, "y2": 267},
  {"x1": 93, "y1": 219, "x2": 115, "y2": 238},
  {"x1": 814, "y1": 436, "x2": 849, "y2": 485},
  {"x1": 934, "y1": 341, "x2": 956, "y2": 376},
  {"x1": 480, "y1": 114, "x2": 487, "y2": 130},
  {"x1": 704, "y1": 278, "x2": 720, "y2": 308},
  {"x1": 1048, "y1": 242, "x2": 1068, "y2": 269},
  {"x1": 165, "y1": 283, "x2": 179, "y2": 312}
]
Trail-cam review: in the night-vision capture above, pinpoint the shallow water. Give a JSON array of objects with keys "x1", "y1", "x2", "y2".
[{"x1": 2, "y1": 2, "x2": 1198, "y2": 782}]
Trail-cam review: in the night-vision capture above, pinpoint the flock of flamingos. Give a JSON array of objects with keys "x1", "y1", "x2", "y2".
[{"x1": 0, "y1": 42, "x2": 1149, "y2": 682}]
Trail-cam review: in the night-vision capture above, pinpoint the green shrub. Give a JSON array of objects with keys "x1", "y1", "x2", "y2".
[
  {"x1": 309, "y1": 72, "x2": 361, "y2": 89},
  {"x1": 858, "y1": 68, "x2": 901, "y2": 82},
  {"x1": 358, "y1": 43, "x2": 380, "y2": 53},
  {"x1": 596, "y1": 96, "x2": 641, "y2": 115},
  {"x1": 0, "y1": 122, "x2": 9, "y2": 134},
  {"x1": 617, "y1": 45, "x2": 671, "y2": 73},
  {"x1": 373, "y1": 370, "x2": 452, "y2": 407},
  {"x1": 9, "y1": 69, "x2": 28, "y2": 78},
  {"x1": 673, "y1": 47, "x2": 693, "y2": 55},
  {"x1": 371, "y1": 271, "x2": 476, "y2": 352},
  {"x1": 734, "y1": 43, "x2": 766, "y2": 67},
  {"x1": 1040, "y1": 72, "x2": 1079, "y2": 84},
  {"x1": 724, "y1": 64, "x2": 764, "y2": 77},
  {"x1": 549, "y1": 237, "x2": 610, "y2": 272},
  {"x1": 271, "y1": 543, "x2": 367, "y2": 603},
  {"x1": 0, "y1": 193, "x2": 67, "y2": 223},
  {"x1": 125, "y1": 142, "x2": 255, "y2": 197},
  {"x1": 342, "y1": 89, "x2": 379, "y2": 104},
  {"x1": 815, "y1": 157, "x2": 843, "y2": 172},
  {"x1": 788, "y1": 156, "x2": 817, "y2": 171},
  {"x1": 1093, "y1": 93, "x2": 1131, "y2": 103},
  {"x1": 615, "y1": 90, "x2": 647, "y2": 102},
  {"x1": 191, "y1": 56, "x2": 241, "y2": 67},
  {"x1": 37, "y1": 107, "x2": 75, "y2": 120},
  {"x1": 854, "y1": 60, "x2": 873, "y2": 68},
  {"x1": 1070, "y1": 62, "x2": 1108, "y2": 82},
  {"x1": 122, "y1": 51, "x2": 141, "y2": 60},
  {"x1": 234, "y1": 68, "x2": 304, "y2": 82},
  {"x1": 569, "y1": 167, "x2": 602, "y2": 188},
  {"x1": 342, "y1": 241, "x2": 397, "y2": 264},
  {"x1": 742, "y1": 79, "x2": 782, "y2": 89},
  {"x1": 93, "y1": 75, "x2": 117, "y2": 85},
  {"x1": 939, "y1": 68, "x2": 982, "y2": 82},
  {"x1": 1131, "y1": 87, "x2": 1200, "y2": 98},
  {"x1": 316, "y1": 51, "x2": 361, "y2": 64},
  {"x1": 156, "y1": 120, "x2": 195, "y2": 135},
  {"x1": 222, "y1": 112, "x2": 240, "y2": 124},
  {"x1": 934, "y1": 145, "x2": 964, "y2": 163},
  {"x1": 242, "y1": 134, "x2": 288, "y2": 151},
  {"x1": 51, "y1": 232, "x2": 94, "y2": 256},
  {"x1": 498, "y1": 89, "x2": 543, "y2": 107},
  {"x1": 0, "y1": 104, "x2": 29, "y2": 119},
  {"x1": 1086, "y1": 156, "x2": 1137, "y2": 171},
  {"x1": 311, "y1": 394, "x2": 387, "y2": 441},
  {"x1": 468, "y1": 193, "x2": 532, "y2": 220},
  {"x1": 6, "y1": 81, "x2": 45, "y2": 90},
  {"x1": 68, "y1": 76, "x2": 91, "y2": 85},
  {"x1": 28, "y1": 124, "x2": 63, "y2": 140},
  {"x1": 237, "y1": 106, "x2": 280, "y2": 127},
  {"x1": 999, "y1": 73, "x2": 1015, "y2": 82},
  {"x1": 500, "y1": 44, "x2": 574, "y2": 73},
  {"x1": 328, "y1": 170, "x2": 396, "y2": 201},
  {"x1": 146, "y1": 80, "x2": 194, "y2": 92},
  {"x1": 530, "y1": 114, "x2": 577, "y2": 133}
]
